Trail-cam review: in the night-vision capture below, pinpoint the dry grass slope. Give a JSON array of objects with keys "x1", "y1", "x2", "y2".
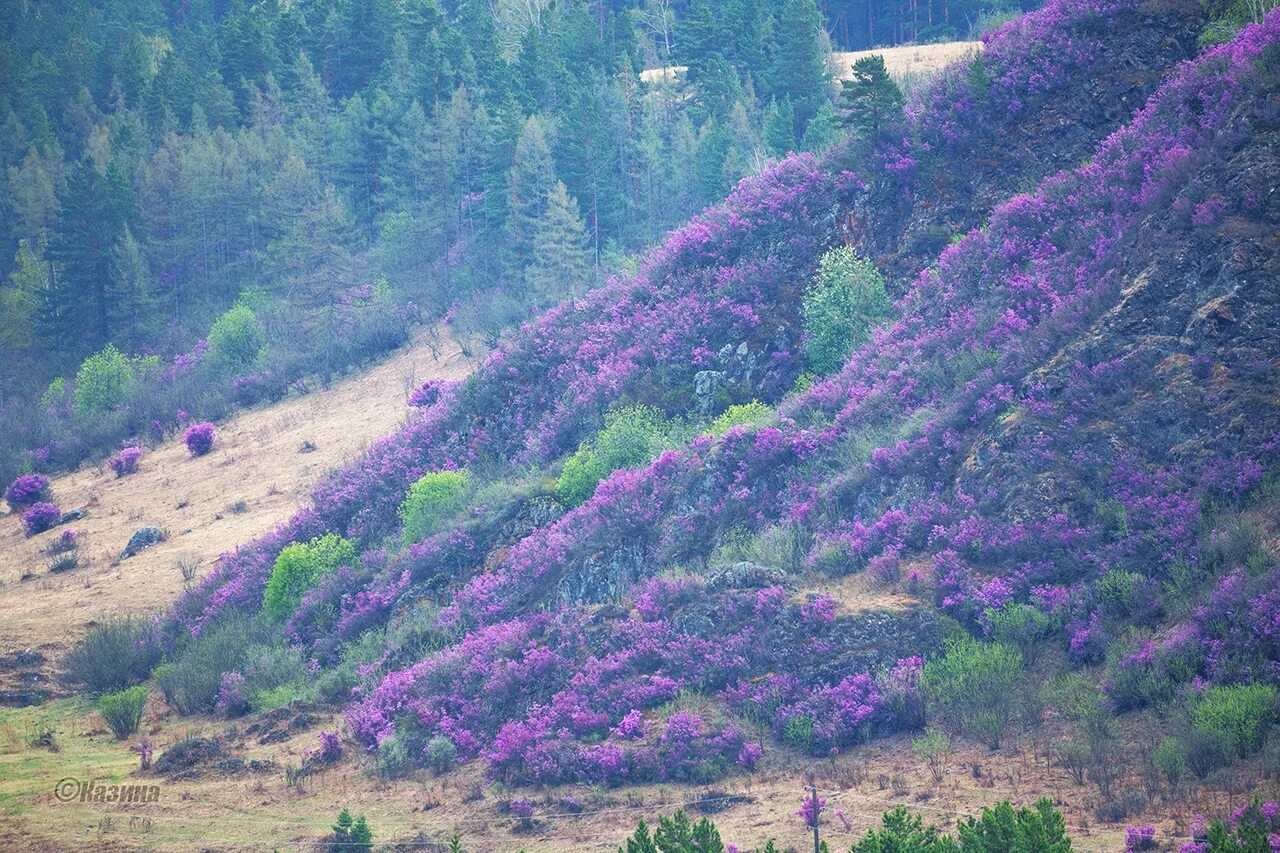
[{"x1": 0, "y1": 329, "x2": 473, "y2": 687}]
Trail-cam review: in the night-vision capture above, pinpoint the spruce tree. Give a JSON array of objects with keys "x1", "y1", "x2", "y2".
[{"x1": 764, "y1": 96, "x2": 797, "y2": 157}]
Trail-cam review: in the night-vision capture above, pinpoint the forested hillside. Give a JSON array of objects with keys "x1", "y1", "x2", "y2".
[{"x1": 0, "y1": 0, "x2": 855, "y2": 484}]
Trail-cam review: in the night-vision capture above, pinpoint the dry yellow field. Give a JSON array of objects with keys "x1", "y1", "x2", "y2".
[{"x1": 829, "y1": 41, "x2": 982, "y2": 83}]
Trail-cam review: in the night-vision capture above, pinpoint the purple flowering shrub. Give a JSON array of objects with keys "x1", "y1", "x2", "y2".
[
  {"x1": 183, "y1": 422, "x2": 216, "y2": 456},
  {"x1": 23, "y1": 501, "x2": 61, "y2": 536},
  {"x1": 407, "y1": 379, "x2": 460, "y2": 408},
  {"x1": 796, "y1": 791, "x2": 825, "y2": 829},
  {"x1": 108, "y1": 445, "x2": 144, "y2": 478},
  {"x1": 51, "y1": 528, "x2": 78, "y2": 554},
  {"x1": 1124, "y1": 824, "x2": 1157, "y2": 852},
  {"x1": 344, "y1": 575, "x2": 928, "y2": 785},
  {"x1": 6, "y1": 474, "x2": 50, "y2": 509},
  {"x1": 308, "y1": 730, "x2": 343, "y2": 766},
  {"x1": 1181, "y1": 801, "x2": 1280, "y2": 853}
]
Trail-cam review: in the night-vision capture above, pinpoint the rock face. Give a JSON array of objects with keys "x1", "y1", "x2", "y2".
[
  {"x1": 960, "y1": 120, "x2": 1280, "y2": 525},
  {"x1": 120, "y1": 527, "x2": 167, "y2": 559},
  {"x1": 855, "y1": 0, "x2": 1205, "y2": 290},
  {"x1": 706, "y1": 562, "x2": 787, "y2": 592}
]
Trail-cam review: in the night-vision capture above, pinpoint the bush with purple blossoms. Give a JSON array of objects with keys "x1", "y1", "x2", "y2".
[
  {"x1": 23, "y1": 501, "x2": 61, "y2": 536},
  {"x1": 6, "y1": 473, "x2": 50, "y2": 509},
  {"x1": 108, "y1": 446, "x2": 144, "y2": 478},
  {"x1": 183, "y1": 422, "x2": 216, "y2": 456}
]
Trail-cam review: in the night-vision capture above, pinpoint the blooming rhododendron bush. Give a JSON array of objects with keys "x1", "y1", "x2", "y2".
[{"x1": 157, "y1": 4, "x2": 1280, "y2": 792}]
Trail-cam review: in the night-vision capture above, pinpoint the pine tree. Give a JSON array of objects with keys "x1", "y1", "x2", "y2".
[
  {"x1": 45, "y1": 159, "x2": 123, "y2": 352},
  {"x1": 839, "y1": 54, "x2": 904, "y2": 137},
  {"x1": 526, "y1": 181, "x2": 590, "y2": 303},
  {"x1": 350, "y1": 815, "x2": 373, "y2": 852}
]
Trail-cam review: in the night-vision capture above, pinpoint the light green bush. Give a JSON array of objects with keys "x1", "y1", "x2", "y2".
[
  {"x1": 41, "y1": 377, "x2": 66, "y2": 409},
  {"x1": 1096, "y1": 570, "x2": 1144, "y2": 617},
  {"x1": 912, "y1": 726, "x2": 951, "y2": 784},
  {"x1": 207, "y1": 303, "x2": 265, "y2": 374},
  {"x1": 1192, "y1": 683, "x2": 1277, "y2": 757},
  {"x1": 801, "y1": 247, "x2": 890, "y2": 375},
  {"x1": 425, "y1": 735, "x2": 458, "y2": 773},
  {"x1": 400, "y1": 469, "x2": 472, "y2": 544},
  {"x1": 556, "y1": 405, "x2": 676, "y2": 507},
  {"x1": 987, "y1": 603, "x2": 1053, "y2": 664},
  {"x1": 706, "y1": 401, "x2": 773, "y2": 437},
  {"x1": 97, "y1": 685, "x2": 148, "y2": 740},
  {"x1": 262, "y1": 533, "x2": 358, "y2": 620},
  {"x1": 73, "y1": 344, "x2": 135, "y2": 416},
  {"x1": 923, "y1": 636, "x2": 1025, "y2": 749}
]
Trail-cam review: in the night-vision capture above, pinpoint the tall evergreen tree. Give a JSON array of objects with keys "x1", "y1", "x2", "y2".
[
  {"x1": 765, "y1": 0, "x2": 831, "y2": 138},
  {"x1": 45, "y1": 159, "x2": 124, "y2": 352},
  {"x1": 764, "y1": 96, "x2": 797, "y2": 157},
  {"x1": 527, "y1": 180, "x2": 590, "y2": 303},
  {"x1": 506, "y1": 114, "x2": 555, "y2": 270},
  {"x1": 838, "y1": 54, "x2": 904, "y2": 136}
]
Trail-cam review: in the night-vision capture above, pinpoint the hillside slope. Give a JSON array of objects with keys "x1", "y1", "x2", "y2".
[
  {"x1": 14, "y1": 1, "x2": 1280, "y2": 850},
  {"x1": 0, "y1": 331, "x2": 471, "y2": 704}
]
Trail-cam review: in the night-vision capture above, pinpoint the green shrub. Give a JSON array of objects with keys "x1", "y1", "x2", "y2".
[
  {"x1": 97, "y1": 685, "x2": 148, "y2": 740},
  {"x1": 1183, "y1": 724, "x2": 1231, "y2": 779},
  {"x1": 41, "y1": 377, "x2": 66, "y2": 409},
  {"x1": 556, "y1": 405, "x2": 676, "y2": 507},
  {"x1": 782, "y1": 714, "x2": 816, "y2": 750},
  {"x1": 706, "y1": 401, "x2": 773, "y2": 437},
  {"x1": 1154, "y1": 736, "x2": 1186, "y2": 791},
  {"x1": 556, "y1": 445, "x2": 609, "y2": 508},
  {"x1": 912, "y1": 727, "x2": 951, "y2": 784},
  {"x1": 1092, "y1": 498, "x2": 1129, "y2": 540},
  {"x1": 239, "y1": 643, "x2": 310, "y2": 711},
  {"x1": 923, "y1": 636, "x2": 1024, "y2": 749},
  {"x1": 1192, "y1": 683, "x2": 1277, "y2": 757},
  {"x1": 400, "y1": 469, "x2": 472, "y2": 544},
  {"x1": 63, "y1": 617, "x2": 163, "y2": 695},
  {"x1": 72, "y1": 344, "x2": 135, "y2": 416},
  {"x1": 207, "y1": 303, "x2": 266, "y2": 374},
  {"x1": 987, "y1": 603, "x2": 1052, "y2": 664},
  {"x1": 425, "y1": 735, "x2": 458, "y2": 773},
  {"x1": 250, "y1": 683, "x2": 308, "y2": 712},
  {"x1": 154, "y1": 616, "x2": 265, "y2": 714},
  {"x1": 374, "y1": 731, "x2": 414, "y2": 779},
  {"x1": 801, "y1": 247, "x2": 890, "y2": 375},
  {"x1": 1096, "y1": 570, "x2": 1143, "y2": 617},
  {"x1": 262, "y1": 533, "x2": 358, "y2": 620}
]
